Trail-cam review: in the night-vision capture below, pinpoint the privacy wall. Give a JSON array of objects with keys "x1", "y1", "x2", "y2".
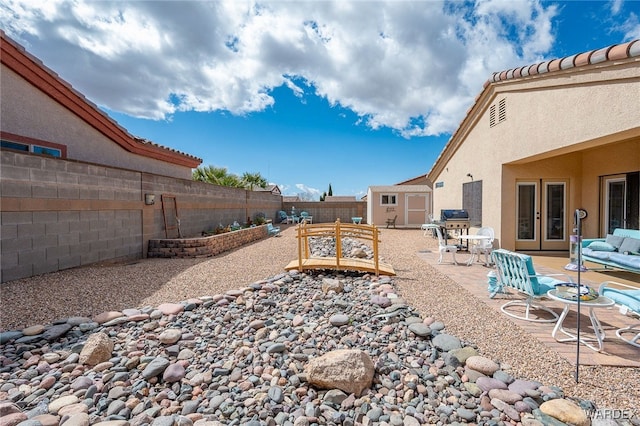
[{"x1": 0, "y1": 151, "x2": 282, "y2": 283}]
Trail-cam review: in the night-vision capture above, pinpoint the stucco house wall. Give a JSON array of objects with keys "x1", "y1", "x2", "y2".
[
  {"x1": 1, "y1": 67, "x2": 193, "y2": 180},
  {"x1": 0, "y1": 31, "x2": 200, "y2": 179},
  {"x1": 428, "y1": 40, "x2": 640, "y2": 251}
]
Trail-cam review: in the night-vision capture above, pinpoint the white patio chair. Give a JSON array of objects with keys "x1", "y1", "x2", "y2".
[
  {"x1": 425, "y1": 224, "x2": 458, "y2": 265},
  {"x1": 471, "y1": 227, "x2": 495, "y2": 265}
]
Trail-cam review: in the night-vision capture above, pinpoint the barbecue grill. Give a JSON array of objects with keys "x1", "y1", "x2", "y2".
[
  {"x1": 440, "y1": 209, "x2": 470, "y2": 230},
  {"x1": 437, "y1": 209, "x2": 470, "y2": 246}
]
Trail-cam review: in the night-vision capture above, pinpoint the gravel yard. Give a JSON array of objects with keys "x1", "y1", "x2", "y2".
[{"x1": 1, "y1": 226, "x2": 638, "y2": 414}]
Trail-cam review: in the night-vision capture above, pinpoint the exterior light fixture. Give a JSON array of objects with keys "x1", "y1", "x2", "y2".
[{"x1": 144, "y1": 193, "x2": 155, "y2": 205}]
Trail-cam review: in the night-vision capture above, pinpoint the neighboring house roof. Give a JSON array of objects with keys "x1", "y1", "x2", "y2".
[
  {"x1": 324, "y1": 196, "x2": 357, "y2": 202},
  {"x1": 427, "y1": 39, "x2": 640, "y2": 180},
  {"x1": 396, "y1": 174, "x2": 432, "y2": 186},
  {"x1": 283, "y1": 196, "x2": 301, "y2": 202},
  {"x1": 369, "y1": 185, "x2": 431, "y2": 192},
  {"x1": 0, "y1": 31, "x2": 202, "y2": 168},
  {"x1": 256, "y1": 184, "x2": 281, "y2": 195}
]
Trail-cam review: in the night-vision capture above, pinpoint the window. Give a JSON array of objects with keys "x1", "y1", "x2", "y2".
[
  {"x1": 1, "y1": 138, "x2": 64, "y2": 158},
  {"x1": 32, "y1": 145, "x2": 62, "y2": 157},
  {"x1": 1, "y1": 140, "x2": 29, "y2": 152},
  {"x1": 380, "y1": 194, "x2": 397, "y2": 205}
]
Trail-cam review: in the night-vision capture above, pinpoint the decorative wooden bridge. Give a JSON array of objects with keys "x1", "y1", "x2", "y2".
[{"x1": 284, "y1": 219, "x2": 395, "y2": 276}]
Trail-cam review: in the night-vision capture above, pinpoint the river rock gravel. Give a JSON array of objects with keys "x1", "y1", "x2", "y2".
[{"x1": 0, "y1": 227, "x2": 638, "y2": 425}]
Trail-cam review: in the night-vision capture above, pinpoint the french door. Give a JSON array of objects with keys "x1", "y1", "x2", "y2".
[
  {"x1": 602, "y1": 172, "x2": 639, "y2": 234},
  {"x1": 515, "y1": 179, "x2": 568, "y2": 251}
]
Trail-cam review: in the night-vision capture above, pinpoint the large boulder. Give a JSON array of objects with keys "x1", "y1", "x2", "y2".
[
  {"x1": 539, "y1": 399, "x2": 590, "y2": 426},
  {"x1": 79, "y1": 332, "x2": 114, "y2": 366},
  {"x1": 322, "y1": 278, "x2": 344, "y2": 294},
  {"x1": 305, "y1": 349, "x2": 374, "y2": 396}
]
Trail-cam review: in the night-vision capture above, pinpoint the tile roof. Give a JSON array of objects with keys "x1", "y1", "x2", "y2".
[
  {"x1": 484, "y1": 39, "x2": 640, "y2": 87},
  {"x1": 0, "y1": 31, "x2": 202, "y2": 168}
]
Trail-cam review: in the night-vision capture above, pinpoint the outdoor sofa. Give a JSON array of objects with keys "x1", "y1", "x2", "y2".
[{"x1": 581, "y1": 228, "x2": 640, "y2": 273}]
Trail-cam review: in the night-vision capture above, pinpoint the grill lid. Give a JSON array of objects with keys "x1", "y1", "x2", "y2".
[{"x1": 441, "y1": 209, "x2": 469, "y2": 220}]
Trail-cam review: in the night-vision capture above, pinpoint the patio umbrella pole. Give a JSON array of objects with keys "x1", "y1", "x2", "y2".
[{"x1": 575, "y1": 209, "x2": 582, "y2": 383}]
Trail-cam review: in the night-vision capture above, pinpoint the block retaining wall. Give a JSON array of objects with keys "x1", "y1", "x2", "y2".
[{"x1": 147, "y1": 224, "x2": 268, "y2": 258}]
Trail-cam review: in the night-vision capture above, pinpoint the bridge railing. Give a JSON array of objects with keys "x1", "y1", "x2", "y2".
[{"x1": 295, "y1": 218, "x2": 382, "y2": 275}]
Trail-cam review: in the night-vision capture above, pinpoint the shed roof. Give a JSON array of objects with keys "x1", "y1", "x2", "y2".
[{"x1": 369, "y1": 185, "x2": 431, "y2": 192}]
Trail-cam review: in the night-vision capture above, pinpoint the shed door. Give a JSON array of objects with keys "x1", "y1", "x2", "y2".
[{"x1": 405, "y1": 193, "x2": 430, "y2": 226}]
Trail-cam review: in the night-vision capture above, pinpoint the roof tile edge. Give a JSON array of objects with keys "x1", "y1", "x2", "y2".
[{"x1": 484, "y1": 39, "x2": 639, "y2": 86}]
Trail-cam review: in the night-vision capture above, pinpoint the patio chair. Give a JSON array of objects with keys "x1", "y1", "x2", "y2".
[
  {"x1": 491, "y1": 249, "x2": 572, "y2": 322},
  {"x1": 267, "y1": 223, "x2": 281, "y2": 236},
  {"x1": 424, "y1": 224, "x2": 458, "y2": 265},
  {"x1": 471, "y1": 227, "x2": 495, "y2": 265},
  {"x1": 277, "y1": 210, "x2": 288, "y2": 223},
  {"x1": 598, "y1": 281, "x2": 640, "y2": 347},
  {"x1": 300, "y1": 211, "x2": 312, "y2": 224},
  {"x1": 422, "y1": 214, "x2": 438, "y2": 237},
  {"x1": 386, "y1": 215, "x2": 397, "y2": 228}
]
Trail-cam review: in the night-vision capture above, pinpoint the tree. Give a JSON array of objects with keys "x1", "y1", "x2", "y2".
[
  {"x1": 193, "y1": 165, "x2": 233, "y2": 186},
  {"x1": 193, "y1": 165, "x2": 267, "y2": 190},
  {"x1": 241, "y1": 172, "x2": 268, "y2": 190},
  {"x1": 320, "y1": 191, "x2": 327, "y2": 202},
  {"x1": 328, "y1": 183, "x2": 333, "y2": 196}
]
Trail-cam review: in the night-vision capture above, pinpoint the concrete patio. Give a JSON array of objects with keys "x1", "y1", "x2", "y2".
[{"x1": 416, "y1": 244, "x2": 640, "y2": 369}]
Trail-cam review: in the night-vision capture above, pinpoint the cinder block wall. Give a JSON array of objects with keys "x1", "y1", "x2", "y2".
[
  {"x1": 280, "y1": 201, "x2": 367, "y2": 224},
  {"x1": 0, "y1": 151, "x2": 282, "y2": 283}
]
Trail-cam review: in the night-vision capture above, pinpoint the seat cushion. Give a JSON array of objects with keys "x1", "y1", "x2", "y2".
[
  {"x1": 521, "y1": 254, "x2": 563, "y2": 295},
  {"x1": 537, "y1": 277, "x2": 564, "y2": 295},
  {"x1": 582, "y1": 248, "x2": 611, "y2": 260},
  {"x1": 609, "y1": 253, "x2": 640, "y2": 270},
  {"x1": 600, "y1": 288, "x2": 640, "y2": 313}
]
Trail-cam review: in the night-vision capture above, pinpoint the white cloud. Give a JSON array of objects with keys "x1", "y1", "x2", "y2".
[
  {"x1": 620, "y1": 12, "x2": 640, "y2": 40},
  {"x1": 0, "y1": 0, "x2": 576, "y2": 136},
  {"x1": 293, "y1": 183, "x2": 321, "y2": 201},
  {"x1": 610, "y1": 0, "x2": 624, "y2": 15}
]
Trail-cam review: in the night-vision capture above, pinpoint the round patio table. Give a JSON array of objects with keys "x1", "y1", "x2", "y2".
[{"x1": 547, "y1": 288, "x2": 615, "y2": 352}]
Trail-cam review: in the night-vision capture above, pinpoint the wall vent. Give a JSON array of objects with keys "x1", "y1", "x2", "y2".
[
  {"x1": 498, "y1": 98, "x2": 507, "y2": 123},
  {"x1": 489, "y1": 98, "x2": 506, "y2": 127}
]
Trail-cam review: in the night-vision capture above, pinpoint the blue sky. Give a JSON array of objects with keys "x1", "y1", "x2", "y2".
[{"x1": 2, "y1": 1, "x2": 639, "y2": 199}]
